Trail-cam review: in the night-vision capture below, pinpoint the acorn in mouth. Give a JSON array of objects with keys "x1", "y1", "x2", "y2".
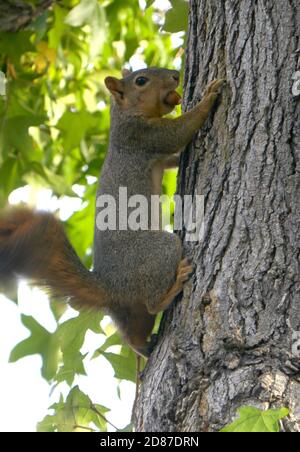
[{"x1": 164, "y1": 90, "x2": 182, "y2": 107}]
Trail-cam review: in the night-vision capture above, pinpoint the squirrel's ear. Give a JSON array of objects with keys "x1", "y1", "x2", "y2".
[
  {"x1": 121, "y1": 68, "x2": 132, "y2": 78},
  {"x1": 105, "y1": 77, "x2": 124, "y2": 104}
]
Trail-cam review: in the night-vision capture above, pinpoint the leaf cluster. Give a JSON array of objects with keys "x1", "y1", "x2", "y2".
[{"x1": 0, "y1": 0, "x2": 188, "y2": 432}]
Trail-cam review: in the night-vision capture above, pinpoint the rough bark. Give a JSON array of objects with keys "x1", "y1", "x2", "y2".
[
  {"x1": 0, "y1": 0, "x2": 55, "y2": 32},
  {"x1": 135, "y1": 0, "x2": 300, "y2": 432}
]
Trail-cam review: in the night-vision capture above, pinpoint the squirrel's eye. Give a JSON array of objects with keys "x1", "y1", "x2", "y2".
[{"x1": 135, "y1": 76, "x2": 148, "y2": 87}]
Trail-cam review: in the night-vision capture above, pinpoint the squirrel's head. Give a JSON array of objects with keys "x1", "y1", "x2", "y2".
[{"x1": 104, "y1": 67, "x2": 181, "y2": 118}]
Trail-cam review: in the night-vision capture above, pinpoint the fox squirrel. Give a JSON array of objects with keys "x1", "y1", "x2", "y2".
[{"x1": 0, "y1": 68, "x2": 224, "y2": 357}]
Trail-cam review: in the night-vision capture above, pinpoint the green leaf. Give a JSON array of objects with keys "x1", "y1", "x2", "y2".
[
  {"x1": 89, "y1": 4, "x2": 107, "y2": 58},
  {"x1": 164, "y1": 0, "x2": 189, "y2": 33},
  {"x1": 102, "y1": 350, "x2": 136, "y2": 383},
  {"x1": 119, "y1": 423, "x2": 133, "y2": 432},
  {"x1": 23, "y1": 163, "x2": 75, "y2": 197},
  {"x1": 0, "y1": 158, "x2": 24, "y2": 197},
  {"x1": 163, "y1": 168, "x2": 178, "y2": 196},
  {"x1": 56, "y1": 110, "x2": 100, "y2": 151},
  {"x1": 2, "y1": 115, "x2": 45, "y2": 155},
  {"x1": 92, "y1": 403, "x2": 110, "y2": 431},
  {"x1": 49, "y1": 299, "x2": 68, "y2": 322},
  {"x1": 65, "y1": 0, "x2": 98, "y2": 27},
  {"x1": 92, "y1": 332, "x2": 122, "y2": 358},
  {"x1": 145, "y1": 0, "x2": 155, "y2": 8},
  {"x1": 41, "y1": 167, "x2": 76, "y2": 196},
  {"x1": 48, "y1": 5, "x2": 67, "y2": 49},
  {"x1": 65, "y1": 0, "x2": 107, "y2": 58},
  {"x1": 65, "y1": 201, "x2": 96, "y2": 261},
  {"x1": 0, "y1": 32, "x2": 34, "y2": 62},
  {"x1": 57, "y1": 311, "x2": 104, "y2": 355},
  {"x1": 9, "y1": 315, "x2": 60, "y2": 381},
  {"x1": 37, "y1": 386, "x2": 110, "y2": 432},
  {"x1": 221, "y1": 406, "x2": 289, "y2": 433},
  {"x1": 55, "y1": 351, "x2": 87, "y2": 386},
  {"x1": 55, "y1": 311, "x2": 104, "y2": 385}
]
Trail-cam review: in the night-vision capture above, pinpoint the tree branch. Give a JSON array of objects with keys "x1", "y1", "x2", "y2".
[{"x1": 0, "y1": 0, "x2": 56, "y2": 32}]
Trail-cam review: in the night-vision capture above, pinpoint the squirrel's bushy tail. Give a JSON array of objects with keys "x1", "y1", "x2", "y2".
[{"x1": 0, "y1": 207, "x2": 109, "y2": 310}]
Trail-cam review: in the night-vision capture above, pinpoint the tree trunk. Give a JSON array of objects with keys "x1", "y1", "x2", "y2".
[
  {"x1": 0, "y1": 0, "x2": 54, "y2": 32},
  {"x1": 135, "y1": 0, "x2": 300, "y2": 432}
]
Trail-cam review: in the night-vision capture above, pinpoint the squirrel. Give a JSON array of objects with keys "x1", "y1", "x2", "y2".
[{"x1": 0, "y1": 68, "x2": 224, "y2": 357}]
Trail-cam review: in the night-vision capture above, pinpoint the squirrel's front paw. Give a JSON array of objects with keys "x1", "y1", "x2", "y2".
[{"x1": 204, "y1": 79, "x2": 225, "y2": 97}]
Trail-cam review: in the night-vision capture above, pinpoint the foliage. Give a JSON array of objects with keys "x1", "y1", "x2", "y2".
[
  {"x1": 164, "y1": 0, "x2": 189, "y2": 33},
  {"x1": 221, "y1": 406, "x2": 289, "y2": 433},
  {"x1": 0, "y1": 0, "x2": 188, "y2": 432},
  {"x1": 36, "y1": 386, "x2": 110, "y2": 432}
]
